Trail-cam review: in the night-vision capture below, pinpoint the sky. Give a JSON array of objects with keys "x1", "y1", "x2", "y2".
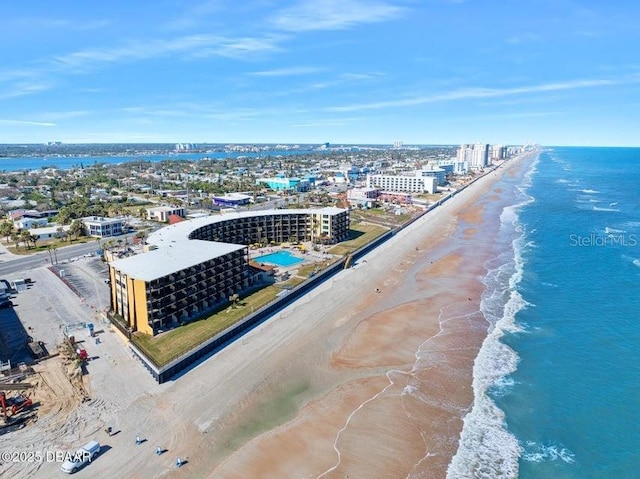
[{"x1": 2, "y1": 0, "x2": 640, "y2": 146}]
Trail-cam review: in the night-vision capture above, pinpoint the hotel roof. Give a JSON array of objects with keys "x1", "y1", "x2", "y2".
[
  {"x1": 109, "y1": 240, "x2": 245, "y2": 281},
  {"x1": 111, "y1": 207, "x2": 345, "y2": 281},
  {"x1": 147, "y1": 207, "x2": 344, "y2": 245}
]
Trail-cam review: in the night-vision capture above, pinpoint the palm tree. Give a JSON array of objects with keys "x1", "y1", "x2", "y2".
[
  {"x1": 0, "y1": 221, "x2": 15, "y2": 243},
  {"x1": 10, "y1": 232, "x2": 20, "y2": 250},
  {"x1": 229, "y1": 293, "x2": 240, "y2": 307},
  {"x1": 20, "y1": 229, "x2": 32, "y2": 249},
  {"x1": 29, "y1": 234, "x2": 38, "y2": 249}
]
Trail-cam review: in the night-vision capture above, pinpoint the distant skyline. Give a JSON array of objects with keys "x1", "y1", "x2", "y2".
[{"x1": 2, "y1": 1, "x2": 640, "y2": 146}]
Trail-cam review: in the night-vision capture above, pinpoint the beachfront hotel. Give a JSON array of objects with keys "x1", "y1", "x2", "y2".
[
  {"x1": 108, "y1": 207, "x2": 349, "y2": 335},
  {"x1": 366, "y1": 170, "x2": 440, "y2": 193}
]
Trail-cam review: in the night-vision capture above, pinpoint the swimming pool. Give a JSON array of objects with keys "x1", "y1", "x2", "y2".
[{"x1": 253, "y1": 250, "x2": 304, "y2": 267}]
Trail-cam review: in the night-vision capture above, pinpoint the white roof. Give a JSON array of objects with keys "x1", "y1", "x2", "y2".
[
  {"x1": 147, "y1": 205, "x2": 184, "y2": 212},
  {"x1": 110, "y1": 240, "x2": 245, "y2": 281},
  {"x1": 111, "y1": 207, "x2": 345, "y2": 281},
  {"x1": 147, "y1": 207, "x2": 344, "y2": 245},
  {"x1": 212, "y1": 192, "x2": 251, "y2": 200},
  {"x1": 29, "y1": 224, "x2": 70, "y2": 235}
]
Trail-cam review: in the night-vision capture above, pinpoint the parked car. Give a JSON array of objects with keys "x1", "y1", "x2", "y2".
[{"x1": 60, "y1": 440, "x2": 100, "y2": 474}]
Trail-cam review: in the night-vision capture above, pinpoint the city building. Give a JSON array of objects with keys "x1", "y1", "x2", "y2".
[
  {"x1": 347, "y1": 187, "x2": 380, "y2": 208},
  {"x1": 82, "y1": 216, "x2": 124, "y2": 238},
  {"x1": 255, "y1": 177, "x2": 311, "y2": 192},
  {"x1": 211, "y1": 193, "x2": 252, "y2": 207},
  {"x1": 28, "y1": 224, "x2": 70, "y2": 242},
  {"x1": 108, "y1": 208, "x2": 349, "y2": 335},
  {"x1": 456, "y1": 143, "x2": 489, "y2": 170},
  {"x1": 14, "y1": 216, "x2": 49, "y2": 229},
  {"x1": 435, "y1": 159, "x2": 469, "y2": 175},
  {"x1": 147, "y1": 206, "x2": 186, "y2": 223},
  {"x1": 366, "y1": 172, "x2": 438, "y2": 194}
]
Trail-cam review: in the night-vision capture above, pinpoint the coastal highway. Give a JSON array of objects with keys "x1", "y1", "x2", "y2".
[{"x1": 0, "y1": 234, "x2": 135, "y2": 278}]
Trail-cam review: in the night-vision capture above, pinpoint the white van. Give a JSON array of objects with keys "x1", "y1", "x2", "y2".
[{"x1": 60, "y1": 440, "x2": 100, "y2": 474}]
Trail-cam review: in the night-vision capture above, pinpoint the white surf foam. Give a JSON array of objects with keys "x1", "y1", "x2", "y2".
[
  {"x1": 592, "y1": 206, "x2": 620, "y2": 212},
  {"x1": 446, "y1": 153, "x2": 539, "y2": 479},
  {"x1": 522, "y1": 440, "x2": 576, "y2": 464}
]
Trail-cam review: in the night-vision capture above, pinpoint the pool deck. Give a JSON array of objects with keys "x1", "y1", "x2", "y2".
[{"x1": 249, "y1": 244, "x2": 335, "y2": 278}]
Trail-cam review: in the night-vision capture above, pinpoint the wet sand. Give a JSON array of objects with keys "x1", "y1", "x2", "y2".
[
  {"x1": 25, "y1": 154, "x2": 535, "y2": 479},
  {"x1": 198, "y1": 155, "x2": 534, "y2": 479}
]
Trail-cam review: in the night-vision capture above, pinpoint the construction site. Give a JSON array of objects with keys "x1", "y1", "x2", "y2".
[{"x1": 0, "y1": 251, "x2": 161, "y2": 478}]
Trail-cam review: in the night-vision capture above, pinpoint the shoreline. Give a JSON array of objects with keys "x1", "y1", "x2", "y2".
[
  {"x1": 15, "y1": 150, "x2": 537, "y2": 479},
  {"x1": 199, "y1": 151, "x2": 538, "y2": 478}
]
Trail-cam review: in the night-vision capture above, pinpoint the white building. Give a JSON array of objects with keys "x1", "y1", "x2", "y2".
[
  {"x1": 456, "y1": 143, "x2": 489, "y2": 170},
  {"x1": 82, "y1": 216, "x2": 124, "y2": 238},
  {"x1": 347, "y1": 187, "x2": 380, "y2": 208},
  {"x1": 147, "y1": 206, "x2": 186, "y2": 222},
  {"x1": 436, "y1": 159, "x2": 468, "y2": 175},
  {"x1": 366, "y1": 173, "x2": 438, "y2": 194},
  {"x1": 28, "y1": 225, "x2": 70, "y2": 241},
  {"x1": 417, "y1": 165, "x2": 447, "y2": 185},
  {"x1": 14, "y1": 217, "x2": 49, "y2": 229}
]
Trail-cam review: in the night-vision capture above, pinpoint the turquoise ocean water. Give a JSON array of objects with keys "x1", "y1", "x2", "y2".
[{"x1": 448, "y1": 147, "x2": 640, "y2": 478}]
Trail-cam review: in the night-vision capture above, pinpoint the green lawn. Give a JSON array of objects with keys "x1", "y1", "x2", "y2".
[
  {"x1": 130, "y1": 222, "x2": 388, "y2": 367},
  {"x1": 327, "y1": 223, "x2": 389, "y2": 256},
  {"x1": 5, "y1": 236, "x2": 99, "y2": 255},
  {"x1": 131, "y1": 286, "x2": 281, "y2": 366}
]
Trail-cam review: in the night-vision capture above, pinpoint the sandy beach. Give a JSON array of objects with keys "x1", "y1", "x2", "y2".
[
  {"x1": 190, "y1": 152, "x2": 536, "y2": 479},
  {"x1": 6, "y1": 151, "x2": 535, "y2": 479}
]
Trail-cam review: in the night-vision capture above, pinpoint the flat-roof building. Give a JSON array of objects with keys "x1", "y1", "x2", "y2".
[
  {"x1": 108, "y1": 208, "x2": 349, "y2": 335},
  {"x1": 147, "y1": 206, "x2": 186, "y2": 223},
  {"x1": 82, "y1": 216, "x2": 124, "y2": 238}
]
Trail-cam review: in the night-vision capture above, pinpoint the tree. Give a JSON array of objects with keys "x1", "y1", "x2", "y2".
[
  {"x1": 69, "y1": 219, "x2": 85, "y2": 240},
  {"x1": 29, "y1": 234, "x2": 38, "y2": 249},
  {"x1": 0, "y1": 221, "x2": 15, "y2": 243},
  {"x1": 134, "y1": 229, "x2": 148, "y2": 244},
  {"x1": 20, "y1": 229, "x2": 32, "y2": 249},
  {"x1": 137, "y1": 207, "x2": 147, "y2": 220},
  {"x1": 229, "y1": 293, "x2": 240, "y2": 307},
  {"x1": 10, "y1": 233, "x2": 20, "y2": 250}
]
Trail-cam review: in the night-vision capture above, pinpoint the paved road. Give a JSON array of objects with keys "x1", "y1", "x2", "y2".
[{"x1": 0, "y1": 233, "x2": 135, "y2": 277}]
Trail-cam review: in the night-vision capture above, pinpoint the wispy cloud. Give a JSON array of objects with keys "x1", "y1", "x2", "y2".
[
  {"x1": 290, "y1": 71, "x2": 383, "y2": 93},
  {"x1": 163, "y1": 0, "x2": 227, "y2": 31},
  {"x1": 249, "y1": 66, "x2": 324, "y2": 77},
  {"x1": 0, "y1": 82, "x2": 53, "y2": 100},
  {"x1": 52, "y1": 34, "x2": 284, "y2": 71},
  {"x1": 12, "y1": 17, "x2": 110, "y2": 31},
  {"x1": 269, "y1": 0, "x2": 406, "y2": 32},
  {"x1": 325, "y1": 78, "x2": 623, "y2": 112},
  {"x1": 37, "y1": 110, "x2": 92, "y2": 121},
  {"x1": 0, "y1": 119, "x2": 56, "y2": 127}
]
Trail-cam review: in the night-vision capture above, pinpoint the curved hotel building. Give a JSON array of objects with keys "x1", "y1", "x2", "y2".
[{"x1": 108, "y1": 207, "x2": 349, "y2": 336}]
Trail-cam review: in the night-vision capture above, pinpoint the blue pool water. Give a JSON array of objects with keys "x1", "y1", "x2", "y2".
[{"x1": 254, "y1": 250, "x2": 305, "y2": 267}]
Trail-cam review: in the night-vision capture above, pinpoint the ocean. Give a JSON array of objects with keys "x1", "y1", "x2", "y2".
[{"x1": 448, "y1": 147, "x2": 640, "y2": 478}]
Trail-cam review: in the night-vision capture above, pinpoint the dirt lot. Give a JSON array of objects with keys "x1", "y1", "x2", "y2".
[{"x1": 0, "y1": 257, "x2": 157, "y2": 478}]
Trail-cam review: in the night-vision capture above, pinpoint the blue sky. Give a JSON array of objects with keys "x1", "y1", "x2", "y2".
[{"x1": 2, "y1": 0, "x2": 639, "y2": 146}]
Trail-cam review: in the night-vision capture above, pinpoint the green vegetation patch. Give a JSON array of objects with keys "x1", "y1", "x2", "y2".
[
  {"x1": 328, "y1": 223, "x2": 388, "y2": 256},
  {"x1": 218, "y1": 380, "x2": 311, "y2": 453},
  {"x1": 132, "y1": 286, "x2": 281, "y2": 366}
]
